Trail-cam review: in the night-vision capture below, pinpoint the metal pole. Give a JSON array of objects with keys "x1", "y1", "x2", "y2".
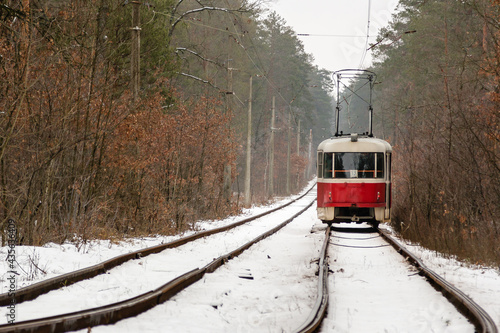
[
  {"x1": 307, "y1": 129, "x2": 313, "y2": 179},
  {"x1": 286, "y1": 110, "x2": 291, "y2": 195},
  {"x1": 368, "y1": 74, "x2": 374, "y2": 137},
  {"x1": 268, "y1": 96, "x2": 275, "y2": 197},
  {"x1": 244, "y1": 76, "x2": 252, "y2": 206},
  {"x1": 297, "y1": 119, "x2": 301, "y2": 156},
  {"x1": 335, "y1": 73, "x2": 340, "y2": 136},
  {"x1": 296, "y1": 119, "x2": 300, "y2": 190},
  {"x1": 223, "y1": 61, "x2": 233, "y2": 203}
]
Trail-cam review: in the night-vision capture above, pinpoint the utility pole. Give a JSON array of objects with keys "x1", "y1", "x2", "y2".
[
  {"x1": 244, "y1": 76, "x2": 252, "y2": 206},
  {"x1": 296, "y1": 119, "x2": 301, "y2": 190},
  {"x1": 223, "y1": 60, "x2": 234, "y2": 203},
  {"x1": 286, "y1": 110, "x2": 291, "y2": 195},
  {"x1": 131, "y1": 1, "x2": 141, "y2": 102},
  {"x1": 307, "y1": 129, "x2": 313, "y2": 179},
  {"x1": 268, "y1": 96, "x2": 275, "y2": 197},
  {"x1": 296, "y1": 119, "x2": 301, "y2": 156}
]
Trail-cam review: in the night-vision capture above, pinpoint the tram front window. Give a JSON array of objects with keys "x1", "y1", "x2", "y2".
[{"x1": 334, "y1": 152, "x2": 384, "y2": 179}]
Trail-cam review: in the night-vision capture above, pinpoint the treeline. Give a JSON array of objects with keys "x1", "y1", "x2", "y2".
[
  {"x1": 0, "y1": 0, "x2": 334, "y2": 245},
  {"x1": 371, "y1": 0, "x2": 499, "y2": 265}
]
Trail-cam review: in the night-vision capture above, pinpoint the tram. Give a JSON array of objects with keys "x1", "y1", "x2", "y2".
[{"x1": 317, "y1": 70, "x2": 392, "y2": 227}]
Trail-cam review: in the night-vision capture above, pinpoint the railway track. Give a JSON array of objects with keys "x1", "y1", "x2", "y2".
[
  {"x1": 0, "y1": 188, "x2": 317, "y2": 332},
  {"x1": 379, "y1": 228, "x2": 497, "y2": 333},
  {"x1": 296, "y1": 224, "x2": 498, "y2": 333},
  {"x1": 0, "y1": 186, "x2": 316, "y2": 308},
  {"x1": 1, "y1": 183, "x2": 496, "y2": 332}
]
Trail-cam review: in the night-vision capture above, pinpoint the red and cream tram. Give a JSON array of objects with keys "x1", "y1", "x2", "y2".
[
  {"x1": 316, "y1": 133, "x2": 391, "y2": 227},
  {"x1": 317, "y1": 69, "x2": 391, "y2": 227}
]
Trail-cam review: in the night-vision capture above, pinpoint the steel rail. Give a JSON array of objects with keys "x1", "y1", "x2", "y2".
[
  {"x1": 0, "y1": 184, "x2": 315, "y2": 307},
  {"x1": 379, "y1": 228, "x2": 498, "y2": 333},
  {"x1": 293, "y1": 225, "x2": 330, "y2": 333},
  {"x1": 0, "y1": 199, "x2": 316, "y2": 333}
]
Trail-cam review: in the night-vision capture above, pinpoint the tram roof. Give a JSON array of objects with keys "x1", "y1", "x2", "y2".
[{"x1": 318, "y1": 135, "x2": 392, "y2": 153}]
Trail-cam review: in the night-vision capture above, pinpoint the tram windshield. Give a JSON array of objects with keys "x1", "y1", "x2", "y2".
[{"x1": 323, "y1": 152, "x2": 384, "y2": 179}]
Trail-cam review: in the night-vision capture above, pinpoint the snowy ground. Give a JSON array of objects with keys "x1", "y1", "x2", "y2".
[
  {"x1": 1, "y1": 185, "x2": 499, "y2": 332},
  {"x1": 323, "y1": 224, "x2": 474, "y2": 332},
  {"x1": 399, "y1": 238, "x2": 500, "y2": 331},
  {"x1": 86, "y1": 198, "x2": 323, "y2": 333}
]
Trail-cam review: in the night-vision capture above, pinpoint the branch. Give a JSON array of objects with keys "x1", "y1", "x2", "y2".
[
  {"x1": 169, "y1": 0, "x2": 185, "y2": 27},
  {"x1": 169, "y1": 5, "x2": 248, "y2": 38},
  {"x1": 176, "y1": 72, "x2": 222, "y2": 91},
  {"x1": 175, "y1": 47, "x2": 225, "y2": 67}
]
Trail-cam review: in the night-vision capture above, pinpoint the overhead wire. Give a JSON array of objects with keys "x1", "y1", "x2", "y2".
[
  {"x1": 342, "y1": 0, "x2": 373, "y2": 131},
  {"x1": 297, "y1": 33, "x2": 368, "y2": 38},
  {"x1": 143, "y1": 3, "x2": 380, "y2": 139},
  {"x1": 152, "y1": 2, "x2": 316, "y2": 127},
  {"x1": 223, "y1": 8, "x2": 304, "y2": 126},
  {"x1": 151, "y1": 8, "x2": 245, "y2": 36},
  {"x1": 296, "y1": 2, "x2": 374, "y2": 69},
  {"x1": 150, "y1": 5, "x2": 283, "y2": 110},
  {"x1": 150, "y1": 5, "x2": 250, "y2": 107},
  {"x1": 154, "y1": 4, "x2": 324, "y2": 126},
  {"x1": 294, "y1": 2, "x2": 377, "y2": 132},
  {"x1": 358, "y1": 0, "x2": 372, "y2": 69}
]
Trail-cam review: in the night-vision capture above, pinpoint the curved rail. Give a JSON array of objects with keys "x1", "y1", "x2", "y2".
[
  {"x1": 0, "y1": 199, "x2": 316, "y2": 333},
  {"x1": 379, "y1": 228, "x2": 498, "y2": 333},
  {"x1": 0, "y1": 184, "x2": 316, "y2": 307},
  {"x1": 294, "y1": 225, "x2": 498, "y2": 333},
  {"x1": 293, "y1": 226, "x2": 330, "y2": 333}
]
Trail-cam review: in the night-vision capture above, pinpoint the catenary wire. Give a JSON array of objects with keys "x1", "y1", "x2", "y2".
[{"x1": 358, "y1": 0, "x2": 372, "y2": 69}]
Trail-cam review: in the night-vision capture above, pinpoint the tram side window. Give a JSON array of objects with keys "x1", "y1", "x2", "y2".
[
  {"x1": 334, "y1": 152, "x2": 384, "y2": 179},
  {"x1": 317, "y1": 152, "x2": 323, "y2": 178},
  {"x1": 323, "y1": 153, "x2": 333, "y2": 178},
  {"x1": 386, "y1": 153, "x2": 391, "y2": 180},
  {"x1": 376, "y1": 153, "x2": 384, "y2": 178}
]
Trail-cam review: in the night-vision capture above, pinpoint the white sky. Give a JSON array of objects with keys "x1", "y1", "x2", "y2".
[{"x1": 264, "y1": 0, "x2": 399, "y2": 71}]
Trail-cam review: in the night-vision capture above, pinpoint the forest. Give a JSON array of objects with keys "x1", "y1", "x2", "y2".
[
  {"x1": 0, "y1": 0, "x2": 333, "y2": 245},
  {"x1": 1, "y1": 0, "x2": 499, "y2": 267},
  {"x1": 370, "y1": 0, "x2": 499, "y2": 265}
]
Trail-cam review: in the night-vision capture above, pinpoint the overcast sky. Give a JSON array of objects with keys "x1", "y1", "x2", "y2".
[{"x1": 264, "y1": 0, "x2": 399, "y2": 71}]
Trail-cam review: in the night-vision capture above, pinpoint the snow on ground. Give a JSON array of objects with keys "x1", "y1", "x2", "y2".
[
  {"x1": 0, "y1": 190, "x2": 317, "y2": 324},
  {"x1": 89, "y1": 200, "x2": 324, "y2": 333},
  {"x1": 323, "y1": 224, "x2": 474, "y2": 332},
  {"x1": 0, "y1": 186, "x2": 312, "y2": 293},
  {"x1": 1, "y1": 183, "x2": 499, "y2": 332},
  {"x1": 390, "y1": 234, "x2": 500, "y2": 331}
]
